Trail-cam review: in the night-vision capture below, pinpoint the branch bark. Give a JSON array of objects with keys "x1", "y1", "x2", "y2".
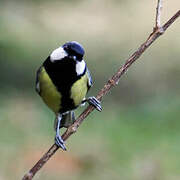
[{"x1": 22, "y1": 4, "x2": 180, "y2": 180}]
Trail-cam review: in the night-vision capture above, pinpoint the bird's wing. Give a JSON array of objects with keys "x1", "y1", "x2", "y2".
[
  {"x1": 35, "y1": 66, "x2": 42, "y2": 94},
  {"x1": 86, "y1": 68, "x2": 93, "y2": 90}
]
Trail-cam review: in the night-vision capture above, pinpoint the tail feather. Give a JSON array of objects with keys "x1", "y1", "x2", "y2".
[{"x1": 60, "y1": 111, "x2": 76, "y2": 128}]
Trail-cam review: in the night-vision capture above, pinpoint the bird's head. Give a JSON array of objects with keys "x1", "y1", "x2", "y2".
[{"x1": 50, "y1": 41, "x2": 85, "y2": 62}]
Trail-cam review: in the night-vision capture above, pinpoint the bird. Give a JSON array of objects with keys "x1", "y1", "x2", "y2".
[{"x1": 35, "y1": 41, "x2": 102, "y2": 150}]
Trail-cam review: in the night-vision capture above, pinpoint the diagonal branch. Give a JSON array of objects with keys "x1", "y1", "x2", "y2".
[{"x1": 22, "y1": 6, "x2": 180, "y2": 180}]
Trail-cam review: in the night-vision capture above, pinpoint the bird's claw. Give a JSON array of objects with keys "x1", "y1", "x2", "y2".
[
  {"x1": 55, "y1": 134, "x2": 67, "y2": 151},
  {"x1": 86, "y1": 96, "x2": 102, "y2": 112}
]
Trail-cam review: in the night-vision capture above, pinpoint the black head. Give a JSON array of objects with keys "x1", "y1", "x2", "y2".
[{"x1": 63, "y1": 41, "x2": 85, "y2": 61}]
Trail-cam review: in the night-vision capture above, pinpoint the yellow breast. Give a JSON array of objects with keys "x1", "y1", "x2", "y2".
[
  {"x1": 39, "y1": 67, "x2": 61, "y2": 113},
  {"x1": 70, "y1": 73, "x2": 88, "y2": 107}
]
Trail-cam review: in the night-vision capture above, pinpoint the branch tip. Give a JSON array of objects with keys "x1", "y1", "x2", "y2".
[{"x1": 155, "y1": 0, "x2": 163, "y2": 28}]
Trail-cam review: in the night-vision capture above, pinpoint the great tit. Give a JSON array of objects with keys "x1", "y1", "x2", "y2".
[{"x1": 35, "y1": 41, "x2": 102, "y2": 150}]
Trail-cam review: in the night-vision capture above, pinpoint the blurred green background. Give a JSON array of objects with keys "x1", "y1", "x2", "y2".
[{"x1": 0, "y1": 0, "x2": 180, "y2": 179}]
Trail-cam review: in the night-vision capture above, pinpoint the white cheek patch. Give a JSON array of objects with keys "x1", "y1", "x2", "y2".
[
  {"x1": 50, "y1": 47, "x2": 68, "y2": 62},
  {"x1": 76, "y1": 60, "x2": 86, "y2": 76}
]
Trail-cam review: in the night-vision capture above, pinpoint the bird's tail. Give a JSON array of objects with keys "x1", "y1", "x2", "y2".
[{"x1": 60, "y1": 111, "x2": 76, "y2": 128}]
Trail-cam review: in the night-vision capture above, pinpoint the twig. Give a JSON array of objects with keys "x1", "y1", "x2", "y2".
[
  {"x1": 155, "y1": 0, "x2": 163, "y2": 28},
  {"x1": 22, "y1": 4, "x2": 180, "y2": 180}
]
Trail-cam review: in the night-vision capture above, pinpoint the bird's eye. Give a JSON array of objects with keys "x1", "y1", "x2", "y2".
[
  {"x1": 63, "y1": 45, "x2": 68, "y2": 51},
  {"x1": 73, "y1": 56, "x2": 76, "y2": 60}
]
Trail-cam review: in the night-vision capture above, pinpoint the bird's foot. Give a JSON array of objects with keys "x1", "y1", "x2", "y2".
[
  {"x1": 83, "y1": 96, "x2": 102, "y2": 112},
  {"x1": 54, "y1": 114, "x2": 67, "y2": 151},
  {"x1": 55, "y1": 134, "x2": 66, "y2": 151}
]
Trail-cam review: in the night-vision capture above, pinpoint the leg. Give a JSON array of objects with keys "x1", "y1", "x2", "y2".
[
  {"x1": 54, "y1": 114, "x2": 66, "y2": 151},
  {"x1": 82, "y1": 96, "x2": 102, "y2": 112}
]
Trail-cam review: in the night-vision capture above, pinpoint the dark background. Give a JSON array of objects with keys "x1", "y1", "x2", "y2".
[{"x1": 0, "y1": 0, "x2": 180, "y2": 179}]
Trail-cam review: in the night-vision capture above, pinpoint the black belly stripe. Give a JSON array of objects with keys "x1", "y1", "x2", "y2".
[{"x1": 43, "y1": 56, "x2": 86, "y2": 113}]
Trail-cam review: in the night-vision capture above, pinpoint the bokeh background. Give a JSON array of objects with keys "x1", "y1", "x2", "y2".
[{"x1": 0, "y1": 0, "x2": 180, "y2": 179}]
